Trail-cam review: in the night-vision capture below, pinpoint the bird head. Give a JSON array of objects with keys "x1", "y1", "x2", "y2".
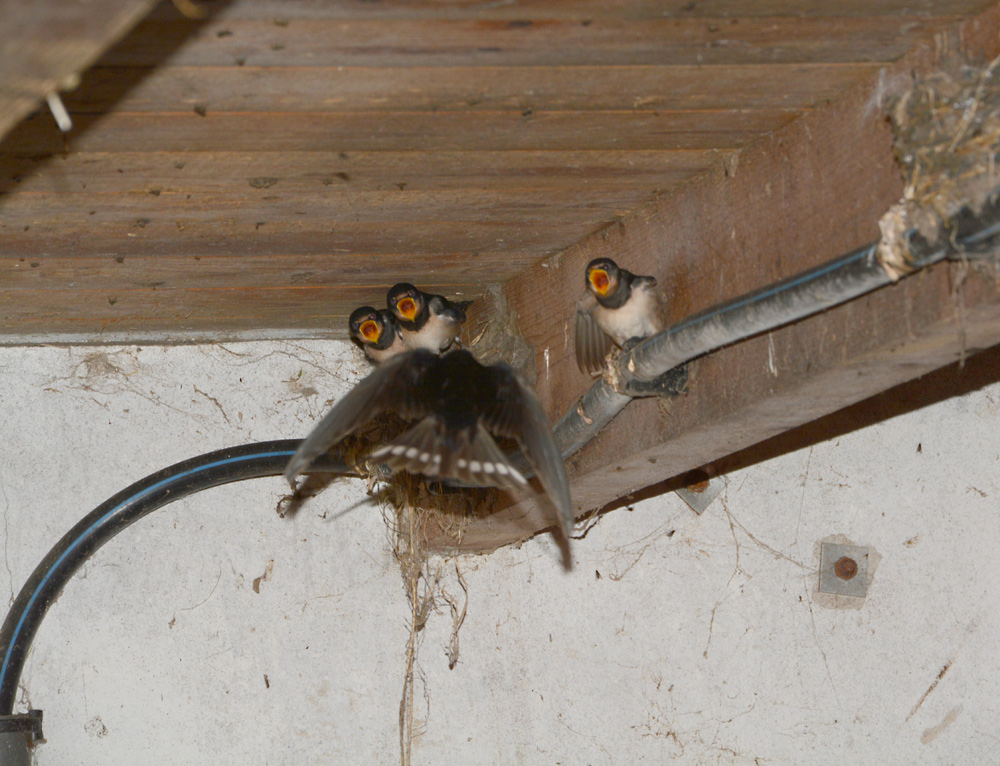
[
  {"x1": 585, "y1": 258, "x2": 620, "y2": 298},
  {"x1": 387, "y1": 282, "x2": 423, "y2": 322},
  {"x1": 348, "y1": 306, "x2": 383, "y2": 345}
]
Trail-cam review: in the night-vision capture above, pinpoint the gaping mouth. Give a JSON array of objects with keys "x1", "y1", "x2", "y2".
[
  {"x1": 589, "y1": 268, "x2": 610, "y2": 296},
  {"x1": 360, "y1": 319, "x2": 381, "y2": 342},
  {"x1": 397, "y1": 297, "x2": 418, "y2": 321}
]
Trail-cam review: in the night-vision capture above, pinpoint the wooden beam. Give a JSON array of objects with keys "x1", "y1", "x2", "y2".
[
  {"x1": 419, "y1": 3, "x2": 1000, "y2": 554},
  {"x1": 0, "y1": 0, "x2": 158, "y2": 143}
]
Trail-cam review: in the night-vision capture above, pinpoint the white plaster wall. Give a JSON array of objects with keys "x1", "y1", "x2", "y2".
[{"x1": 0, "y1": 341, "x2": 998, "y2": 765}]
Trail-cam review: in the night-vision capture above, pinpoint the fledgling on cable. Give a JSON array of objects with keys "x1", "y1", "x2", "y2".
[
  {"x1": 575, "y1": 257, "x2": 664, "y2": 376},
  {"x1": 348, "y1": 306, "x2": 407, "y2": 365},
  {"x1": 386, "y1": 282, "x2": 472, "y2": 354},
  {"x1": 284, "y1": 349, "x2": 575, "y2": 553}
]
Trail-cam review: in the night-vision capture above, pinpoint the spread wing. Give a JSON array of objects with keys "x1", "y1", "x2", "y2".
[
  {"x1": 483, "y1": 367, "x2": 574, "y2": 540},
  {"x1": 284, "y1": 349, "x2": 438, "y2": 484},
  {"x1": 368, "y1": 416, "x2": 529, "y2": 493},
  {"x1": 575, "y1": 293, "x2": 614, "y2": 376}
]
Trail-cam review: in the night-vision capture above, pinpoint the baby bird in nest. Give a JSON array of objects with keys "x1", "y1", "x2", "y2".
[
  {"x1": 348, "y1": 306, "x2": 407, "y2": 365},
  {"x1": 386, "y1": 282, "x2": 473, "y2": 354}
]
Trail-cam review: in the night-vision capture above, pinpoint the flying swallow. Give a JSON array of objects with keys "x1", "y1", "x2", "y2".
[
  {"x1": 575, "y1": 257, "x2": 664, "y2": 376},
  {"x1": 386, "y1": 282, "x2": 472, "y2": 354},
  {"x1": 284, "y1": 349, "x2": 575, "y2": 548},
  {"x1": 348, "y1": 306, "x2": 407, "y2": 365}
]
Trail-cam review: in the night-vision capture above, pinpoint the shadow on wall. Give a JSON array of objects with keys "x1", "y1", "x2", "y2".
[
  {"x1": 0, "y1": 0, "x2": 233, "y2": 195},
  {"x1": 600, "y1": 341, "x2": 1000, "y2": 513},
  {"x1": 719, "y1": 342, "x2": 1000, "y2": 473}
]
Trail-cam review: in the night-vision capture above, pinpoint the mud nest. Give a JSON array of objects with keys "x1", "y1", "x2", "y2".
[
  {"x1": 289, "y1": 285, "x2": 536, "y2": 557},
  {"x1": 461, "y1": 284, "x2": 537, "y2": 384},
  {"x1": 879, "y1": 55, "x2": 1000, "y2": 279},
  {"x1": 349, "y1": 414, "x2": 504, "y2": 539},
  {"x1": 369, "y1": 284, "x2": 537, "y2": 555}
]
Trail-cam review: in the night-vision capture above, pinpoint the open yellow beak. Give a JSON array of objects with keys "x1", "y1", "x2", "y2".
[
  {"x1": 396, "y1": 297, "x2": 418, "y2": 321},
  {"x1": 588, "y1": 268, "x2": 610, "y2": 296},
  {"x1": 359, "y1": 319, "x2": 381, "y2": 342}
]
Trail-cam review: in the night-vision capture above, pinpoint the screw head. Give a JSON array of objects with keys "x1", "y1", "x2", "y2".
[{"x1": 834, "y1": 556, "x2": 858, "y2": 580}]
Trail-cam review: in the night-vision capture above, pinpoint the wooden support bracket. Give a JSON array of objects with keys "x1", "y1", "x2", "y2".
[{"x1": 420, "y1": 4, "x2": 1000, "y2": 556}]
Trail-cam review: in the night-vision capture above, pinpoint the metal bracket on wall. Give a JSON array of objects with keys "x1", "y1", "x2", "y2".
[
  {"x1": 819, "y1": 542, "x2": 869, "y2": 598},
  {"x1": 0, "y1": 710, "x2": 44, "y2": 766},
  {"x1": 619, "y1": 363, "x2": 688, "y2": 398},
  {"x1": 676, "y1": 471, "x2": 726, "y2": 515}
]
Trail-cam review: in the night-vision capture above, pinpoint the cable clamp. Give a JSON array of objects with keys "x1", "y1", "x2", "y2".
[{"x1": 0, "y1": 709, "x2": 44, "y2": 746}]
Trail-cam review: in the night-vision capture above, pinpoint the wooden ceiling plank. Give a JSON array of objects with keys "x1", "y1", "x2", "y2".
[
  {"x1": 0, "y1": 220, "x2": 598, "y2": 259},
  {"x1": 0, "y1": 287, "x2": 486, "y2": 340},
  {"x1": 101, "y1": 17, "x2": 952, "y2": 68},
  {"x1": 2, "y1": 110, "x2": 798, "y2": 154},
  {"x1": 1, "y1": 150, "x2": 717, "y2": 195},
  {"x1": 0, "y1": 253, "x2": 554, "y2": 291},
  {"x1": 417, "y1": 4, "x2": 1000, "y2": 552},
  {"x1": 63, "y1": 63, "x2": 880, "y2": 114},
  {"x1": 0, "y1": 186, "x2": 665, "y2": 225},
  {"x1": 165, "y1": 0, "x2": 990, "y2": 21}
]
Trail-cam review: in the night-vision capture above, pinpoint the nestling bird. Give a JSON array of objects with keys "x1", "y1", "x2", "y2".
[
  {"x1": 348, "y1": 306, "x2": 407, "y2": 365},
  {"x1": 284, "y1": 349, "x2": 575, "y2": 548},
  {"x1": 386, "y1": 282, "x2": 472, "y2": 354},
  {"x1": 575, "y1": 257, "x2": 664, "y2": 376}
]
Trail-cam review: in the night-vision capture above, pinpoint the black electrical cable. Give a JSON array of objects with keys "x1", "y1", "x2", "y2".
[{"x1": 0, "y1": 440, "x2": 355, "y2": 715}]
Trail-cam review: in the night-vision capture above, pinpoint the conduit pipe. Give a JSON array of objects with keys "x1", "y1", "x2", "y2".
[{"x1": 554, "y1": 194, "x2": 1000, "y2": 460}]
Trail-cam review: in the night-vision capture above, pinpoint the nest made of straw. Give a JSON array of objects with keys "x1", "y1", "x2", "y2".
[{"x1": 878, "y1": 55, "x2": 1000, "y2": 279}]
